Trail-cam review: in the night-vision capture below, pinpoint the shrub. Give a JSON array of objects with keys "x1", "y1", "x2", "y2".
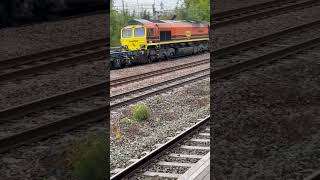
[
  {"x1": 131, "y1": 103, "x2": 151, "y2": 121},
  {"x1": 71, "y1": 135, "x2": 108, "y2": 180}
]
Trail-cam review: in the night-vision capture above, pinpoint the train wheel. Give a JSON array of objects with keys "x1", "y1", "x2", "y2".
[
  {"x1": 112, "y1": 59, "x2": 122, "y2": 69},
  {"x1": 169, "y1": 48, "x2": 176, "y2": 60},
  {"x1": 169, "y1": 52, "x2": 175, "y2": 59},
  {"x1": 193, "y1": 46, "x2": 199, "y2": 55},
  {"x1": 199, "y1": 47, "x2": 204, "y2": 54}
]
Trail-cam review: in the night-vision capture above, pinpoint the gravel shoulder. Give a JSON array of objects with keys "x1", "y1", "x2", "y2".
[
  {"x1": 110, "y1": 78, "x2": 210, "y2": 171},
  {"x1": 211, "y1": 46, "x2": 320, "y2": 179}
]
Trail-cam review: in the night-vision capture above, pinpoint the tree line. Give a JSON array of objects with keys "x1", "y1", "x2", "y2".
[{"x1": 110, "y1": 0, "x2": 209, "y2": 47}]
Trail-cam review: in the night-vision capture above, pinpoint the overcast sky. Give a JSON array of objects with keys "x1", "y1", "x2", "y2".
[{"x1": 113, "y1": 0, "x2": 181, "y2": 13}]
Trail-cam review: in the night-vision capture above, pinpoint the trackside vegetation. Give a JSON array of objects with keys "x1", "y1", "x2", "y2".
[
  {"x1": 70, "y1": 134, "x2": 108, "y2": 180},
  {"x1": 131, "y1": 103, "x2": 151, "y2": 121},
  {"x1": 110, "y1": 0, "x2": 209, "y2": 47}
]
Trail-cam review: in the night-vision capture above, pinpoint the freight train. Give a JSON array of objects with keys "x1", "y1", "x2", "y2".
[
  {"x1": 111, "y1": 19, "x2": 209, "y2": 69},
  {"x1": 0, "y1": 0, "x2": 108, "y2": 26}
]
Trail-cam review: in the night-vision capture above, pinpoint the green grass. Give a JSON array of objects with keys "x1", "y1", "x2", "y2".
[
  {"x1": 71, "y1": 134, "x2": 108, "y2": 180},
  {"x1": 131, "y1": 103, "x2": 151, "y2": 121}
]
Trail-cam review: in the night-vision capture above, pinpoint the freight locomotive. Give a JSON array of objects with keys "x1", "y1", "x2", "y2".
[{"x1": 111, "y1": 19, "x2": 209, "y2": 68}]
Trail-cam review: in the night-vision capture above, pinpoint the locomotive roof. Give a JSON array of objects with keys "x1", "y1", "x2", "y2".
[{"x1": 128, "y1": 19, "x2": 209, "y2": 26}]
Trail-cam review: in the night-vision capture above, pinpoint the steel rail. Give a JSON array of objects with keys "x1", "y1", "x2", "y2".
[
  {"x1": 213, "y1": 19, "x2": 320, "y2": 57},
  {"x1": 212, "y1": 37, "x2": 320, "y2": 81},
  {"x1": 0, "y1": 82, "x2": 107, "y2": 122},
  {"x1": 214, "y1": 0, "x2": 320, "y2": 28},
  {"x1": 110, "y1": 116, "x2": 210, "y2": 180},
  {"x1": 304, "y1": 170, "x2": 320, "y2": 180},
  {"x1": 0, "y1": 50, "x2": 107, "y2": 82}
]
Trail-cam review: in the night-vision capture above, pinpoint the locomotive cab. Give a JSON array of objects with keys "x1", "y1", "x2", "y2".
[{"x1": 121, "y1": 25, "x2": 147, "y2": 51}]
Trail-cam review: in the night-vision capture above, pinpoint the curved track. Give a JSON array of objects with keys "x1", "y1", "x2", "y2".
[
  {"x1": 111, "y1": 116, "x2": 210, "y2": 179},
  {"x1": 304, "y1": 170, "x2": 320, "y2": 180}
]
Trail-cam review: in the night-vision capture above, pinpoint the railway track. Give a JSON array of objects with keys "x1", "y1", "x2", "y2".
[
  {"x1": 212, "y1": 19, "x2": 320, "y2": 70},
  {"x1": 304, "y1": 170, "x2": 320, "y2": 180},
  {"x1": 111, "y1": 116, "x2": 210, "y2": 179},
  {"x1": 213, "y1": 0, "x2": 320, "y2": 28},
  {"x1": 0, "y1": 38, "x2": 107, "y2": 82},
  {"x1": 110, "y1": 58, "x2": 208, "y2": 87},
  {"x1": 1, "y1": 20, "x2": 320, "y2": 154}
]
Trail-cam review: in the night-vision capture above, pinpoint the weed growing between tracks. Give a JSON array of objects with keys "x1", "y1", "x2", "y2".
[
  {"x1": 131, "y1": 103, "x2": 152, "y2": 122},
  {"x1": 69, "y1": 134, "x2": 108, "y2": 180}
]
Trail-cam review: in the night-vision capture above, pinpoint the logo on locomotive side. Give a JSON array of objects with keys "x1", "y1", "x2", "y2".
[{"x1": 185, "y1": 31, "x2": 192, "y2": 37}]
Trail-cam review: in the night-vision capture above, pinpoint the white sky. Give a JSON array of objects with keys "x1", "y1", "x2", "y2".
[{"x1": 113, "y1": 0, "x2": 181, "y2": 13}]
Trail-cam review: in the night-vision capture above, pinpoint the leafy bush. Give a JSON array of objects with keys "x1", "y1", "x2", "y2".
[
  {"x1": 131, "y1": 103, "x2": 151, "y2": 121},
  {"x1": 71, "y1": 135, "x2": 108, "y2": 180}
]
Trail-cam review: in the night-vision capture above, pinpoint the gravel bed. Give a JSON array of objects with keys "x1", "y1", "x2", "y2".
[
  {"x1": 110, "y1": 53, "x2": 209, "y2": 80},
  {"x1": 130, "y1": 175, "x2": 174, "y2": 180},
  {"x1": 143, "y1": 163, "x2": 190, "y2": 175},
  {"x1": 0, "y1": 14, "x2": 107, "y2": 61},
  {"x1": 211, "y1": 45, "x2": 320, "y2": 179},
  {"x1": 184, "y1": 140, "x2": 210, "y2": 147},
  {"x1": 0, "y1": 60, "x2": 106, "y2": 109},
  {"x1": 213, "y1": 0, "x2": 276, "y2": 13},
  {"x1": 160, "y1": 156, "x2": 200, "y2": 164},
  {"x1": 0, "y1": 121, "x2": 107, "y2": 179},
  {"x1": 211, "y1": 5, "x2": 320, "y2": 50},
  {"x1": 171, "y1": 148, "x2": 209, "y2": 156},
  {"x1": 110, "y1": 78, "x2": 209, "y2": 171}
]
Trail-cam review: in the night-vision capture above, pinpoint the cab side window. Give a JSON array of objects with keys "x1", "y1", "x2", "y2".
[{"x1": 147, "y1": 29, "x2": 154, "y2": 37}]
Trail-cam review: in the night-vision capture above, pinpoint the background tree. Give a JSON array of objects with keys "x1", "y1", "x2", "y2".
[
  {"x1": 110, "y1": 0, "x2": 209, "y2": 47},
  {"x1": 110, "y1": 0, "x2": 134, "y2": 46},
  {"x1": 176, "y1": 0, "x2": 209, "y2": 22}
]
